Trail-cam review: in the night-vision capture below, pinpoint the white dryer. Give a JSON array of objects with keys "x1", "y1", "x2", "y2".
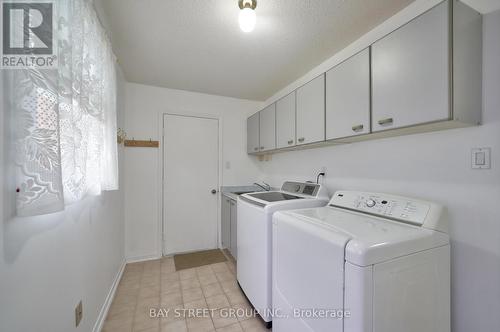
[
  {"x1": 237, "y1": 181, "x2": 329, "y2": 325},
  {"x1": 272, "y1": 191, "x2": 450, "y2": 332}
]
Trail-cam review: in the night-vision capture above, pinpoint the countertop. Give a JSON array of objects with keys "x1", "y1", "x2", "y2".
[{"x1": 222, "y1": 192, "x2": 239, "y2": 201}]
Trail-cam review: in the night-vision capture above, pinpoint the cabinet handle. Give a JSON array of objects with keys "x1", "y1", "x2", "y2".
[
  {"x1": 352, "y1": 124, "x2": 364, "y2": 132},
  {"x1": 298, "y1": 137, "x2": 305, "y2": 142},
  {"x1": 287, "y1": 140, "x2": 294, "y2": 145},
  {"x1": 260, "y1": 146, "x2": 265, "y2": 150},
  {"x1": 378, "y1": 118, "x2": 394, "y2": 126},
  {"x1": 254, "y1": 147, "x2": 259, "y2": 151}
]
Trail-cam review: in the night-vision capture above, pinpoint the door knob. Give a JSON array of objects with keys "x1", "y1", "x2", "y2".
[{"x1": 211, "y1": 189, "x2": 217, "y2": 194}]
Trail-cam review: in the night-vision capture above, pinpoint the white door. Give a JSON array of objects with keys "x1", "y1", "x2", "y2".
[
  {"x1": 326, "y1": 48, "x2": 370, "y2": 139},
  {"x1": 259, "y1": 104, "x2": 276, "y2": 152},
  {"x1": 276, "y1": 92, "x2": 296, "y2": 149},
  {"x1": 163, "y1": 114, "x2": 219, "y2": 255},
  {"x1": 296, "y1": 74, "x2": 325, "y2": 145}
]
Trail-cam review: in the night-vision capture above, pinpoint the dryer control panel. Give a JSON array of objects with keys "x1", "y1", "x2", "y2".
[{"x1": 329, "y1": 191, "x2": 431, "y2": 226}]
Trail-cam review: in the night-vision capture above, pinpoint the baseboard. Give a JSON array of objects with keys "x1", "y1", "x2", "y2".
[
  {"x1": 126, "y1": 253, "x2": 162, "y2": 264},
  {"x1": 92, "y1": 259, "x2": 126, "y2": 332}
]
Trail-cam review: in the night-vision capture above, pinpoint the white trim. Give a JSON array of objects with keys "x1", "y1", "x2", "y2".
[
  {"x1": 162, "y1": 246, "x2": 221, "y2": 256},
  {"x1": 157, "y1": 111, "x2": 164, "y2": 258},
  {"x1": 126, "y1": 254, "x2": 162, "y2": 264},
  {"x1": 92, "y1": 259, "x2": 126, "y2": 332},
  {"x1": 160, "y1": 111, "x2": 222, "y2": 256}
]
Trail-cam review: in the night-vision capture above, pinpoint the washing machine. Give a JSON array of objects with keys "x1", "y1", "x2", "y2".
[
  {"x1": 272, "y1": 190, "x2": 450, "y2": 332},
  {"x1": 237, "y1": 181, "x2": 329, "y2": 325}
]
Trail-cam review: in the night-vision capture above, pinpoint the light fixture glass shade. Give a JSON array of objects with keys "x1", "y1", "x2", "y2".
[{"x1": 239, "y1": 7, "x2": 256, "y2": 32}]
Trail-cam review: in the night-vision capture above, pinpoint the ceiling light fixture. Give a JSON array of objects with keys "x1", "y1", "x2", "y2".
[{"x1": 238, "y1": 0, "x2": 257, "y2": 33}]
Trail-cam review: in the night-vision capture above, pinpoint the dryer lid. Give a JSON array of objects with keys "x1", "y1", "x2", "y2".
[{"x1": 278, "y1": 206, "x2": 449, "y2": 266}]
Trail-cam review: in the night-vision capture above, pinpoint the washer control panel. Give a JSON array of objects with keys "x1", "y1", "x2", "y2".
[
  {"x1": 281, "y1": 181, "x2": 320, "y2": 197},
  {"x1": 329, "y1": 191, "x2": 431, "y2": 226}
]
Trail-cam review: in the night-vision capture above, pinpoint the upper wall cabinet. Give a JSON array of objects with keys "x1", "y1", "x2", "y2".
[
  {"x1": 296, "y1": 75, "x2": 325, "y2": 145},
  {"x1": 326, "y1": 48, "x2": 370, "y2": 140},
  {"x1": 247, "y1": 112, "x2": 260, "y2": 154},
  {"x1": 276, "y1": 92, "x2": 296, "y2": 149},
  {"x1": 372, "y1": 1, "x2": 449, "y2": 131},
  {"x1": 259, "y1": 104, "x2": 276, "y2": 152},
  {"x1": 247, "y1": 0, "x2": 481, "y2": 155}
]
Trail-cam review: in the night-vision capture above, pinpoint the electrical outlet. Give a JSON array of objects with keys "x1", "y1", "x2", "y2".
[
  {"x1": 320, "y1": 166, "x2": 327, "y2": 176},
  {"x1": 75, "y1": 301, "x2": 83, "y2": 327}
]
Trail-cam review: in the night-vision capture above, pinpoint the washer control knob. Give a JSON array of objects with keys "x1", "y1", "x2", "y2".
[{"x1": 365, "y1": 199, "x2": 376, "y2": 208}]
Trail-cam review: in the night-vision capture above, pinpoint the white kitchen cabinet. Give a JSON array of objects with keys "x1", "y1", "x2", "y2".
[
  {"x1": 326, "y1": 48, "x2": 370, "y2": 140},
  {"x1": 221, "y1": 197, "x2": 231, "y2": 249},
  {"x1": 371, "y1": 1, "x2": 449, "y2": 132},
  {"x1": 259, "y1": 104, "x2": 276, "y2": 152},
  {"x1": 296, "y1": 74, "x2": 325, "y2": 145},
  {"x1": 247, "y1": 112, "x2": 260, "y2": 154},
  {"x1": 229, "y1": 199, "x2": 237, "y2": 259},
  {"x1": 276, "y1": 92, "x2": 296, "y2": 149},
  {"x1": 221, "y1": 195, "x2": 238, "y2": 259}
]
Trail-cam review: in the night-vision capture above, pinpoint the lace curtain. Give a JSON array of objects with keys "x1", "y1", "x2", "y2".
[{"x1": 6, "y1": 0, "x2": 118, "y2": 217}]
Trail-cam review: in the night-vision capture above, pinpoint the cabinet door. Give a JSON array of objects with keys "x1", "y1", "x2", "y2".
[
  {"x1": 276, "y1": 92, "x2": 296, "y2": 149},
  {"x1": 221, "y1": 197, "x2": 231, "y2": 249},
  {"x1": 371, "y1": 1, "x2": 449, "y2": 132},
  {"x1": 326, "y1": 48, "x2": 370, "y2": 140},
  {"x1": 247, "y1": 112, "x2": 260, "y2": 153},
  {"x1": 259, "y1": 104, "x2": 276, "y2": 152},
  {"x1": 296, "y1": 75, "x2": 325, "y2": 145},
  {"x1": 229, "y1": 199, "x2": 237, "y2": 259}
]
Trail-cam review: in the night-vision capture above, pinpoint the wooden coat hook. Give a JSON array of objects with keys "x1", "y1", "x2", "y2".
[{"x1": 124, "y1": 138, "x2": 159, "y2": 148}]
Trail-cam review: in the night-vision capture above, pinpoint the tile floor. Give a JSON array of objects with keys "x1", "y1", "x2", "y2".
[{"x1": 102, "y1": 257, "x2": 269, "y2": 332}]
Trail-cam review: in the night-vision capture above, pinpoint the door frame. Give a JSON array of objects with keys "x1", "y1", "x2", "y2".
[{"x1": 158, "y1": 112, "x2": 223, "y2": 257}]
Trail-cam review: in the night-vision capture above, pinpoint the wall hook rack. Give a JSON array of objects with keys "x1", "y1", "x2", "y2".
[{"x1": 124, "y1": 138, "x2": 159, "y2": 148}]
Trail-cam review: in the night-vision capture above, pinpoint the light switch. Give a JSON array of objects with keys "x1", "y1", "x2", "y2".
[
  {"x1": 472, "y1": 148, "x2": 491, "y2": 169},
  {"x1": 475, "y1": 151, "x2": 485, "y2": 165},
  {"x1": 225, "y1": 161, "x2": 231, "y2": 169}
]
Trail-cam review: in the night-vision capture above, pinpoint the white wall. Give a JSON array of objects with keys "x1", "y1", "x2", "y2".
[
  {"x1": 256, "y1": 8, "x2": 500, "y2": 332},
  {"x1": 0, "y1": 67, "x2": 126, "y2": 332},
  {"x1": 123, "y1": 83, "x2": 262, "y2": 261}
]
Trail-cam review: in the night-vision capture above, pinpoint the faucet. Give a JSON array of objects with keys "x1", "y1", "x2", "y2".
[{"x1": 254, "y1": 182, "x2": 271, "y2": 191}]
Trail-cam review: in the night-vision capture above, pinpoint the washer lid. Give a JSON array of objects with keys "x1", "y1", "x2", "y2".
[{"x1": 278, "y1": 206, "x2": 449, "y2": 266}]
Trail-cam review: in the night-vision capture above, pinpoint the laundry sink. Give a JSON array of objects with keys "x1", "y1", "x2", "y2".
[{"x1": 232, "y1": 191, "x2": 255, "y2": 195}]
